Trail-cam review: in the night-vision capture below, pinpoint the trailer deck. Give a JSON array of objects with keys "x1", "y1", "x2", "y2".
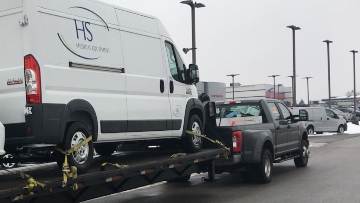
[{"x1": 0, "y1": 149, "x2": 224, "y2": 203}]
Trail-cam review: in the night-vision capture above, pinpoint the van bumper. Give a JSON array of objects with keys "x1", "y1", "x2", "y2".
[{"x1": 4, "y1": 104, "x2": 66, "y2": 146}]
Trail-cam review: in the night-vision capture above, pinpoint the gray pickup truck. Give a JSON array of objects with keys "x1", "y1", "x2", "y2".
[{"x1": 204, "y1": 99, "x2": 309, "y2": 183}]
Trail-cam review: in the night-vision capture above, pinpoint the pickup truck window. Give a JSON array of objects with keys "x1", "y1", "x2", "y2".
[
  {"x1": 267, "y1": 102, "x2": 281, "y2": 120},
  {"x1": 277, "y1": 103, "x2": 292, "y2": 119},
  {"x1": 216, "y1": 102, "x2": 268, "y2": 124}
]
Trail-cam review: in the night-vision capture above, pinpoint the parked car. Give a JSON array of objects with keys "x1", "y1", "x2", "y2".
[
  {"x1": 339, "y1": 107, "x2": 360, "y2": 121},
  {"x1": 290, "y1": 107, "x2": 347, "y2": 135},
  {"x1": 333, "y1": 109, "x2": 353, "y2": 122}
]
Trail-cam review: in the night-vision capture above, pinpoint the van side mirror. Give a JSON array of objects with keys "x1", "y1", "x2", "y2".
[
  {"x1": 187, "y1": 64, "x2": 199, "y2": 84},
  {"x1": 299, "y1": 109, "x2": 308, "y2": 121}
]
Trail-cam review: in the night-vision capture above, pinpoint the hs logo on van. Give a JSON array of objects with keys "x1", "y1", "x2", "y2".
[
  {"x1": 7, "y1": 78, "x2": 23, "y2": 86},
  {"x1": 57, "y1": 6, "x2": 110, "y2": 60}
]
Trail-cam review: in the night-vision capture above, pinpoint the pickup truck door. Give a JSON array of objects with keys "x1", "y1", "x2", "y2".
[
  {"x1": 267, "y1": 102, "x2": 289, "y2": 154},
  {"x1": 277, "y1": 103, "x2": 300, "y2": 151}
]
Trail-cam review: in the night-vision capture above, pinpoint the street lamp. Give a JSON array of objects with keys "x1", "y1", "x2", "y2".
[
  {"x1": 287, "y1": 75, "x2": 294, "y2": 103},
  {"x1": 268, "y1": 75, "x2": 280, "y2": 99},
  {"x1": 303, "y1": 77, "x2": 313, "y2": 106},
  {"x1": 287, "y1": 25, "x2": 301, "y2": 106},
  {"x1": 323, "y1": 40, "x2": 333, "y2": 108},
  {"x1": 277, "y1": 84, "x2": 283, "y2": 99},
  {"x1": 350, "y1": 50, "x2": 358, "y2": 124},
  {"x1": 227, "y1": 74, "x2": 239, "y2": 100},
  {"x1": 181, "y1": 0, "x2": 205, "y2": 65}
]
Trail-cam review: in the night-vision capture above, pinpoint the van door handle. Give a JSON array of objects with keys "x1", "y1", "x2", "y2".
[
  {"x1": 287, "y1": 125, "x2": 291, "y2": 129},
  {"x1": 327, "y1": 118, "x2": 329, "y2": 120},
  {"x1": 160, "y1": 80, "x2": 164, "y2": 93},
  {"x1": 276, "y1": 126, "x2": 281, "y2": 130},
  {"x1": 170, "y1": 81, "x2": 174, "y2": 93}
]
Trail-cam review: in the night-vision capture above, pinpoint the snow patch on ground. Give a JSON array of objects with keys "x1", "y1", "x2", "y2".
[{"x1": 309, "y1": 123, "x2": 360, "y2": 136}]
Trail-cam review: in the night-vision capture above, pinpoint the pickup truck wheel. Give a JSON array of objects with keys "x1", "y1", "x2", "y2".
[
  {"x1": 294, "y1": 140, "x2": 309, "y2": 167},
  {"x1": 257, "y1": 149, "x2": 273, "y2": 183},
  {"x1": 337, "y1": 125, "x2": 345, "y2": 133},
  {"x1": 181, "y1": 114, "x2": 203, "y2": 153},
  {"x1": 95, "y1": 144, "x2": 116, "y2": 156},
  {"x1": 307, "y1": 126, "x2": 314, "y2": 135},
  {"x1": 55, "y1": 122, "x2": 94, "y2": 174}
]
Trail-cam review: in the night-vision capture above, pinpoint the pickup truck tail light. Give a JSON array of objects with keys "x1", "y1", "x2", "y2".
[
  {"x1": 24, "y1": 55, "x2": 42, "y2": 104},
  {"x1": 232, "y1": 131, "x2": 242, "y2": 153}
]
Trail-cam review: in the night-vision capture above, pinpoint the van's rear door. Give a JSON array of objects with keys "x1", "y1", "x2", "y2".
[{"x1": 0, "y1": 1, "x2": 26, "y2": 126}]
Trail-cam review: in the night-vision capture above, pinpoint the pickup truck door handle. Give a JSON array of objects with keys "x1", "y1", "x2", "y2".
[
  {"x1": 170, "y1": 81, "x2": 174, "y2": 93},
  {"x1": 160, "y1": 79, "x2": 164, "y2": 93},
  {"x1": 276, "y1": 126, "x2": 281, "y2": 130}
]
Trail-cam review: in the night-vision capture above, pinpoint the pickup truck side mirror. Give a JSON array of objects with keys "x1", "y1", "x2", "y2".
[
  {"x1": 187, "y1": 64, "x2": 199, "y2": 84},
  {"x1": 298, "y1": 109, "x2": 308, "y2": 121}
]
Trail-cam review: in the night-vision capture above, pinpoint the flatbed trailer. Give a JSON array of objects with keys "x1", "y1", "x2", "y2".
[{"x1": 0, "y1": 149, "x2": 224, "y2": 203}]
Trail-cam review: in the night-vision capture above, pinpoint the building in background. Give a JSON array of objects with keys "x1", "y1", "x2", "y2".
[
  {"x1": 226, "y1": 83, "x2": 293, "y2": 106},
  {"x1": 196, "y1": 81, "x2": 226, "y2": 102}
]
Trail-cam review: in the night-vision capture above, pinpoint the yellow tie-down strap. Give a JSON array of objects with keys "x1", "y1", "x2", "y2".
[
  {"x1": 186, "y1": 130, "x2": 230, "y2": 158},
  {"x1": 54, "y1": 135, "x2": 92, "y2": 190}
]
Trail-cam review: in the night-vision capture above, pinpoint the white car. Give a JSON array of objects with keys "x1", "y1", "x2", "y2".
[{"x1": 0, "y1": 122, "x2": 5, "y2": 156}]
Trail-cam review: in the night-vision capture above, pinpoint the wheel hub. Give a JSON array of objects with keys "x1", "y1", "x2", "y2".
[
  {"x1": 70, "y1": 132, "x2": 89, "y2": 165},
  {"x1": 264, "y1": 157, "x2": 271, "y2": 177},
  {"x1": 303, "y1": 146, "x2": 310, "y2": 158},
  {"x1": 191, "y1": 122, "x2": 202, "y2": 146}
]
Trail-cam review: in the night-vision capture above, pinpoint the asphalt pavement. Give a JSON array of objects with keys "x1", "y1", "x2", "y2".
[{"x1": 86, "y1": 133, "x2": 360, "y2": 203}]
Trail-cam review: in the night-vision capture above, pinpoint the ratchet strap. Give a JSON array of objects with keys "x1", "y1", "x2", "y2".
[
  {"x1": 54, "y1": 135, "x2": 92, "y2": 190},
  {"x1": 100, "y1": 162, "x2": 129, "y2": 171},
  {"x1": 186, "y1": 130, "x2": 230, "y2": 158},
  {"x1": 171, "y1": 153, "x2": 187, "y2": 158},
  {"x1": 0, "y1": 166, "x2": 46, "y2": 192}
]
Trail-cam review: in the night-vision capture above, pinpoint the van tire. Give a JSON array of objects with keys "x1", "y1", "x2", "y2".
[
  {"x1": 95, "y1": 144, "x2": 116, "y2": 156},
  {"x1": 181, "y1": 114, "x2": 203, "y2": 153},
  {"x1": 294, "y1": 140, "x2": 309, "y2": 167},
  {"x1": 256, "y1": 149, "x2": 273, "y2": 183},
  {"x1": 55, "y1": 122, "x2": 93, "y2": 174},
  {"x1": 337, "y1": 125, "x2": 345, "y2": 133},
  {"x1": 307, "y1": 126, "x2": 314, "y2": 135}
]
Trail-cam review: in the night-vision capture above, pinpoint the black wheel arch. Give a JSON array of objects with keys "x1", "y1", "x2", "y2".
[
  {"x1": 59, "y1": 99, "x2": 98, "y2": 142},
  {"x1": 181, "y1": 99, "x2": 205, "y2": 138}
]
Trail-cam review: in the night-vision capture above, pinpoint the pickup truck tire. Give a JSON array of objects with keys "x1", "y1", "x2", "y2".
[
  {"x1": 337, "y1": 125, "x2": 345, "y2": 133},
  {"x1": 257, "y1": 149, "x2": 273, "y2": 183},
  {"x1": 294, "y1": 140, "x2": 309, "y2": 167},
  {"x1": 95, "y1": 144, "x2": 116, "y2": 156},
  {"x1": 55, "y1": 122, "x2": 94, "y2": 174},
  {"x1": 181, "y1": 114, "x2": 203, "y2": 153}
]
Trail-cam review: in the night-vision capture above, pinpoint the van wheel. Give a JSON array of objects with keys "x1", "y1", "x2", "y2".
[
  {"x1": 256, "y1": 149, "x2": 273, "y2": 183},
  {"x1": 55, "y1": 122, "x2": 93, "y2": 174},
  {"x1": 337, "y1": 125, "x2": 345, "y2": 133},
  {"x1": 95, "y1": 144, "x2": 116, "y2": 156},
  {"x1": 294, "y1": 140, "x2": 309, "y2": 167},
  {"x1": 307, "y1": 126, "x2": 314, "y2": 135},
  {"x1": 2, "y1": 154, "x2": 19, "y2": 168},
  {"x1": 181, "y1": 114, "x2": 203, "y2": 153}
]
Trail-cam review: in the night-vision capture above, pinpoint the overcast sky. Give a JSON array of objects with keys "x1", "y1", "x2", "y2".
[{"x1": 100, "y1": 0, "x2": 360, "y2": 102}]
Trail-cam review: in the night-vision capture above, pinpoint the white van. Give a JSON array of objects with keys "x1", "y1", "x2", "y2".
[
  {"x1": 0, "y1": 0, "x2": 204, "y2": 173},
  {"x1": 0, "y1": 122, "x2": 5, "y2": 156},
  {"x1": 289, "y1": 107, "x2": 347, "y2": 135}
]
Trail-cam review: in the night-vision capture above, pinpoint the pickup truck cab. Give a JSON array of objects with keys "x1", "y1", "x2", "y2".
[{"x1": 204, "y1": 99, "x2": 309, "y2": 183}]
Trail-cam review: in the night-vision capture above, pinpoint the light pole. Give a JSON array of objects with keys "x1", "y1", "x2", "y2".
[
  {"x1": 277, "y1": 84, "x2": 283, "y2": 99},
  {"x1": 268, "y1": 75, "x2": 280, "y2": 99},
  {"x1": 287, "y1": 25, "x2": 301, "y2": 106},
  {"x1": 227, "y1": 74, "x2": 239, "y2": 100},
  {"x1": 303, "y1": 77, "x2": 313, "y2": 106},
  {"x1": 350, "y1": 50, "x2": 358, "y2": 124},
  {"x1": 287, "y1": 75, "x2": 294, "y2": 103},
  {"x1": 323, "y1": 40, "x2": 333, "y2": 108},
  {"x1": 181, "y1": 0, "x2": 205, "y2": 65}
]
